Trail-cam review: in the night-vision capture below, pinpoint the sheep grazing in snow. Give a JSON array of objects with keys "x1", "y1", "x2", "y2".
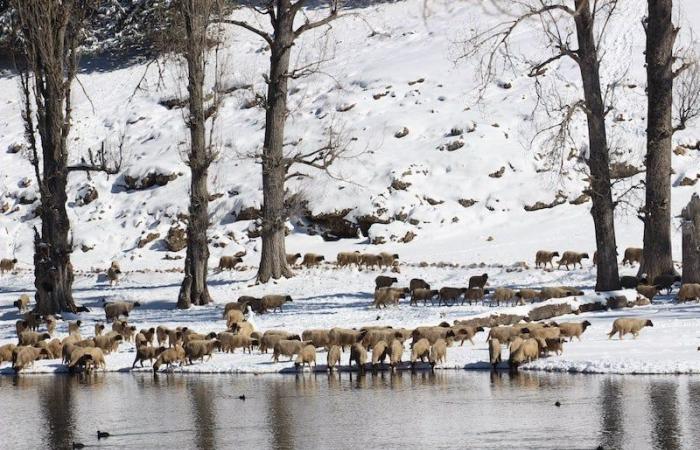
[
  {"x1": 302, "y1": 253, "x2": 325, "y2": 268},
  {"x1": 218, "y1": 255, "x2": 243, "y2": 271},
  {"x1": 677, "y1": 283, "x2": 700, "y2": 303},
  {"x1": 261, "y1": 295, "x2": 293, "y2": 313},
  {"x1": 636, "y1": 284, "x2": 661, "y2": 302},
  {"x1": 389, "y1": 339, "x2": 404, "y2": 369},
  {"x1": 622, "y1": 247, "x2": 643, "y2": 266},
  {"x1": 468, "y1": 273, "x2": 489, "y2": 290},
  {"x1": 336, "y1": 251, "x2": 361, "y2": 268},
  {"x1": 295, "y1": 345, "x2": 317, "y2": 370},
  {"x1": 153, "y1": 345, "x2": 186, "y2": 372},
  {"x1": 557, "y1": 251, "x2": 589, "y2": 270},
  {"x1": 535, "y1": 250, "x2": 560, "y2": 269},
  {"x1": 14, "y1": 346, "x2": 50, "y2": 372},
  {"x1": 556, "y1": 321, "x2": 591, "y2": 341},
  {"x1": 429, "y1": 338, "x2": 447, "y2": 366},
  {"x1": 509, "y1": 338, "x2": 542, "y2": 370},
  {"x1": 225, "y1": 309, "x2": 246, "y2": 329},
  {"x1": 607, "y1": 318, "x2": 653, "y2": 340},
  {"x1": 371, "y1": 341, "x2": 389, "y2": 369},
  {"x1": 410, "y1": 338, "x2": 431, "y2": 367},
  {"x1": 286, "y1": 253, "x2": 302, "y2": 266},
  {"x1": 184, "y1": 339, "x2": 220, "y2": 364},
  {"x1": 0, "y1": 343, "x2": 17, "y2": 365},
  {"x1": 107, "y1": 261, "x2": 121, "y2": 286},
  {"x1": 375, "y1": 275, "x2": 398, "y2": 289},
  {"x1": 0, "y1": 258, "x2": 18, "y2": 275},
  {"x1": 488, "y1": 339, "x2": 501, "y2": 369},
  {"x1": 349, "y1": 343, "x2": 368, "y2": 373},
  {"x1": 104, "y1": 301, "x2": 141, "y2": 321},
  {"x1": 360, "y1": 253, "x2": 381, "y2": 270},
  {"x1": 516, "y1": 288, "x2": 540, "y2": 303},
  {"x1": 14, "y1": 294, "x2": 30, "y2": 312},
  {"x1": 327, "y1": 345, "x2": 342, "y2": 371}
]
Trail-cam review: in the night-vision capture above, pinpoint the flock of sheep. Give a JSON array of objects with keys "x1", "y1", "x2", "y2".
[{"x1": 2, "y1": 243, "x2": 697, "y2": 375}]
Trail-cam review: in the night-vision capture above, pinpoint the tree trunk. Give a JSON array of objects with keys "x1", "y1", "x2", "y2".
[
  {"x1": 257, "y1": 1, "x2": 295, "y2": 283},
  {"x1": 178, "y1": 1, "x2": 212, "y2": 308},
  {"x1": 574, "y1": 0, "x2": 620, "y2": 291},
  {"x1": 681, "y1": 193, "x2": 700, "y2": 283},
  {"x1": 639, "y1": 0, "x2": 676, "y2": 281}
]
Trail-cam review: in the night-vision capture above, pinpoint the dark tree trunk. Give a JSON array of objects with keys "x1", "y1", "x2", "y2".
[
  {"x1": 681, "y1": 194, "x2": 700, "y2": 283},
  {"x1": 574, "y1": 0, "x2": 620, "y2": 291},
  {"x1": 177, "y1": 0, "x2": 213, "y2": 309},
  {"x1": 639, "y1": 0, "x2": 676, "y2": 281},
  {"x1": 257, "y1": 0, "x2": 295, "y2": 283}
]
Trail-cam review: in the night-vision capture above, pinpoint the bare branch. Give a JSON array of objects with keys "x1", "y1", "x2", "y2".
[{"x1": 219, "y1": 18, "x2": 273, "y2": 45}]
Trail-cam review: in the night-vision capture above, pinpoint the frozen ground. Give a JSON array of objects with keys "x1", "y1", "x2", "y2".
[{"x1": 1, "y1": 263, "x2": 699, "y2": 375}]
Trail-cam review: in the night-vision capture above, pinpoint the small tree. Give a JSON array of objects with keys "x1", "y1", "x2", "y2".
[
  {"x1": 12, "y1": 0, "x2": 120, "y2": 314},
  {"x1": 224, "y1": 1, "x2": 346, "y2": 283},
  {"x1": 459, "y1": 0, "x2": 621, "y2": 290}
]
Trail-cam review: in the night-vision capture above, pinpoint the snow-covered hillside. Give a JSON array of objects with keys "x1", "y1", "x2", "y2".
[{"x1": 0, "y1": 0, "x2": 699, "y2": 272}]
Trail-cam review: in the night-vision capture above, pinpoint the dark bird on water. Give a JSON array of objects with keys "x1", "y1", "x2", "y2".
[
  {"x1": 238, "y1": 395, "x2": 246, "y2": 401},
  {"x1": 72, "y1": 443, "x2": 85, "y2": 449},
  {"x1": 97, "y1": 430, "x2": 110, "y2": 439},
  {"x1": 554, "y1": 401, "x2": 561, "y2": 407}
]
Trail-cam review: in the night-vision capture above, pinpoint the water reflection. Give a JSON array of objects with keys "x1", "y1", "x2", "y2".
[
  {"x1": 187, "y1": 380, "x2": 217, "y2": 450},
  {"x1": 649, "y1": 380, "x2": 680, "y2": 450},
  {"x1": 40, "y1": 376, "x2": 75, "y2": 450},
  {"x1": 599, "y1": 377, "x2": 624, "y2": 450}
]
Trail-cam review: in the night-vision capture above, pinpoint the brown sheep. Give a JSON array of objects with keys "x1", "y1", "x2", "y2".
[
  {"x1": 375, "y1": 275, "x2": 398, "y2": 289},
  {"x1": 516, "y1": 289, "x2": 541, "y2": 303},
  {"x1": 535, "y1": 250, "x2": 560, "y2": 269},
  {"x1": 361, "y1": 329, "x2": 405, "y2": 350},
  {"x1": 337, "y1": 251, "x2": 361, "y2": 268},
  {"x1": 238, "y1": 296, "x2": 265, "y2": 314},
  {"x1": 452, "y1": 325, "x2": 485, "y2": 346},
  {"x1": 360, "y1": 253, "x2": 381, "y2": 270},
  {"x1": 438, "y1": 287, "x2": 466, "y2": 306},
  {"x1": 260, "y1": 331, "x2": 300, "y2": 354},
  {"x1": 156, "y1": 325, "x2": 170, "y2": 346},
  {"x1": 412, "y1": 327, "x2": 456, "y2": 346},
  {"x1": 122, "y1": 326, "x2": 137, "y2": 343},
  {"x1": 223, "y1": 301, "x2": 250, "y2": 317},
  {"x1": 487, "y1": 326, "x2": 523, "y2": 343},
  {"x1": 410, "y1": 288, "x2": 438, "y2": 306},
  {"x1": 153, "y1": 345, "x2": 186, "y2": 372},
  {"x1": 112, "y1": 318, "x2": 129, "y2": 335},
  {"x1": 492, "y1": 287, "x2": 516, "y2": 307},
  {"x1": 273, "y1": 339, "x2": 309, "y2": 362},
  {"x1": 378, "y1": 252, "x2": 400, "y2": 269},
  {"x1": 539, "y1": 287, "x2": 574, "y2": 301},
  {"x1": 543, "y1": 337, "x2": 565, "y2": 356},
  {"x1": 230, "y1": 321, "x2": 255, "y2": 338},
  {"x1": 14, "y1": 294, "x2": 31, "y2": 312},
  {"x1": 104, "y1": 301, "x2": 141, "y2": 321},
  {"x1": 13, "y1": 346, "x2": 49, "y2": 372},
  {"x1": 93, "y1": 334, "x2": 123, "y2": 354},
  {"x1": 183, "y1": 330, "x2": 217, "y2": 346},
  {"x1": 409, "y1": 278, "x2": 430, "y2": 292},
  {"x1": 373, "y1": 287, "x2": 406, "y2": 308},
  {"x1": 327, "y1": 345, "x2": 342, "y2": 371},
  {"x1": 67, "y1": 347, "x2": 94, "y2": 372},
  {"x1": 371, "y1": 341, "x2": 390, "y2": 369},
  {"x1": 132, "y1": 345, "x2": 166, "y2": 368},
  {"x1": 261, "y1": 295, "x2": 293, "y2": 313},
  {"x1": 19, "y1": 331, "x2": 51, "y2": 346},
  {"x1": 329, "y1": 328, "x2": 366, "y2": 351},
  {"x1": 636, "y1": 284, "x2": 660, "y2": 302},
  {"x1": 67, "y1": 320, "x2": 82, "y2": 337},
  {"x1": 0, "y1": 343, "x2": 17, "y2": 365},
  {"x1": 622, "y1": 247, "x2": 643, "y2": 266},
  {"x1": 410, "y1": 338, "x2": 431, "y2": 367},
  {"x1": 218, "y1": 255, "x2": 243, "y2": 271},
  {"x1": 509, "y1": 338, "x2": 541, "y2": 370},
  {"x1": 429, "y1": 338, "x2": 447, "y2": 366},
  {"x1": 24, "y1": 312, "x2": 41, "y2": 331},
  {"x1": 389, "y1": 339, "x2": 404, "y2": 369},
  {"x1": 44, "y1": 339, "x2": 63, "y2": 359},
  {"x1": 44, "y1": 315, "x2": 57, "y2": 336},
  {"x1": 301, "y1": 329, "x2": 332, "y2": 349},
  {"x1": 286, "y1": 253, "x2": 302, "y2": 266},
  {"x1": 488, "y1": 339, "x2": 501, "y2": 369},
  {"x1": 15, "y1": 320, "x2": 27, "y2": 338},
  {"x1": 468, "y1": 273, "x2": 489, "y2": 290},
  {"x1": 607, "y1": 318, "x2": 654, "y2": 339},
  {"x1": 217, "y1": 332, "x2": 257, "y2": 354},
  {"x1": 83, "y1": 347, "x2": 107, "y2": 371},
  {"x1": 677, "y1": 283, "x2": 700, "y2": 303},
  {"x1": 557, "y1": 251, "x2": 589, "y2": 270},
  {"x1": 349, "y1": 343, "x2": 368, "y2": 373},
  {"x1": 557, "y1": 321, "x2": 592, "y2": 341},
  {"x1": 0, "y1": 257, "x2": 18, "y2": 274},
  {"x1": 225, "y1": 309, "x2": 246, "y2": 328},
  {"x1": 302, "y1": 253, "x2": 325, "y2": 268},
  {"x1": 295, "y1": 345, "x2": 317, "y2": 370},
  {"x1": 462, "y1": 287, "x2": 487, "y2": 306},
  {"x1": 184, "y1": 339, "x2": 221, "y2": 364},
  {"x1": 107, "y1": 264, "x2": 121, "y2": 287},
  {"x1": 529, "y1": 327, "x2": 561, "y2": 341},
  {"x1": 138, "y1": 328, "x2": 156, "y2": 346}
]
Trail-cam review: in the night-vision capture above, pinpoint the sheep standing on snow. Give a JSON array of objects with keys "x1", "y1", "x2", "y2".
[
  {"x1": 410, "y1": 288, "x2": 438, "y2": 306},
  {"x1": 463, "y1": 287, "x2": 487, "y2": 306},
  {"x1": 488, "y1": 339, "x2": 501, "y2": 369},
  {"x1": 94, "y1": 334, "x2": 123, "y2": 354},
  {"x1": 557, "y1": 321, "x2": 592, "y2": 341},
  {"x1": 653, "y1": 274, "x2": 682, "y2": 294},
  {"x1": 286, "y1": 253, "x2": 302, "y2": 266},
  {"x1": 492, "y1": 287, "x2": 516, "y2": 307},
  {"x1": 218, "y1": 256, "x2": 243, "y2": 271},
  {"x1": 429, "y1": 338, "x2": 447, "y2": 367},
  {"x1": 225, "y1": 309, "x2": 245, "y2": 329},
  {"x1": 557, "y1": 251, "x2": 589, "y2": 270},
  {"x1": 509, "y1": 338, "x2": 541, "y2": 370},
  {"x1": 184, "y1": 339, "x2": 220, "y2": 364},
  {"x1": 375, "y1": 275, "x2": 398, "y2": 289},
  {"x1": 301, "y1": 329, "x2": 332, "y2": 349},
  {"x1": 373, "y1": 287, "x2": 406, "y2": 308},
  {"x1": 337, "y1": 251, "x2": 361, "y2": 268},
  {"x1": 349, "y1": 343, "x2": 368, "y2": 373},
  {"x1": 412, "y1": 327, "x2": 456, "y2": 346},
  {"x1": 107, "y1": 261, "x2": 121, "y2": 286},
  {"x1": 153, "y1": 345, "x2": 186, "y2": 372},
  {"x1": 133, "y1": 345, "x2": 166, "y2": 368},
  {"x1": 409, "y1": 278, "x2": 430, "y2": 292},
  {"x1": 452, "y1": 325, "x2": 484, "y2": 346},
  {"x1": 104, "y1": 301, "x2": 141, "y2": 321},
  {"x1": 0, "y1": 343, "x2": 17, "y2": 365},
  {"x1": 543, "y1": 338, "x2": 565, "y2": 356},
  {"x1": 410, "y1": 338, "x2": 431, "y2": 368},
  {"x1": 273, "y1": 339, "x2": 308, "y2": 362},
  {"x1": 0, "y1": 258, "x2": 18, "y2": 275},
  {"x1": 468, "y1": 273, "x2": 489, "y2": 290},
  {"x1": 607, "y1": 318, "x2": 654, "y2": 339},
  {"x1": 622, "y1": 247, "x2": 643, "y2": 266},
  {"x1": 677, "y1": 283, "x2": 700, "y2": 303},
  {"x1": 218, "y1": 332, "x2": 257, "y2": 354},
  {"x1": 261, "y1": 295, "x2": 293, "y2": 313},
  {"x1": 360, "y1": 253, "x2": 381, "y2": 270},
  {"x1": 19, "y1": 331, "x2": 51, "y2": 346},
  {"x1": 438, "y1": 287, "x2": 466, "y2": 306},
  {"x1": 260, "y1": 331, "x2": 300, "y2": 354},
  {"x1": 378, "y1": 252, "x2": 399, "y2": 269},
  {"x1": 13, "y1": 346, "x2": 50, "y2": 372},
  {"x1": 302, "y1": 253, "x2": 325, "y2": 268},
  {"x1": 389, "y1": 339, "x2": 404, "y2": 369},
  {"x1": 14, "y1": 294, "x2": 31, "y2": 312},
  {"x1": 371, "y1": 341, "x2": 389, "y2": 370},
  {"x1": 295, "y1": 345, "x2": 317, "y2": 370},
  {"x1": 45, "y1": 315, "x2": 57, "y2": 336},
  {"x1": 535, "y1": 250, "x2": 560, "y2": 269},
  {"x1": 329, "y1": 328, "x2": 366, "y2": 351},
  {"x1": 516, "y1": 289, "x2": 541, "y2": 303},
  {"x1": 327, "y1": 345, "x2": 342, "y2": 371}
]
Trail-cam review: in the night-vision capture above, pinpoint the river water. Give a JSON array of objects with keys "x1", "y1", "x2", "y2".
[{"x1": 1, "y1": 371, "x2": 699, "y2": 449}]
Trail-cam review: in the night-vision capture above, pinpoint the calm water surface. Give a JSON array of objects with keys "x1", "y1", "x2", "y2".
[{"x1": 1, "y1": 371, "x2": 699, "y2": 450}]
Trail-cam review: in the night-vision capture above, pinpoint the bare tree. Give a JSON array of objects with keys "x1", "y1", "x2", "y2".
[
  {"x1": 681, "y1": 193, "x2": 700, "y2": 283},
  {"x1": 638, "y1": 0, "x2": 680, "y2": 280},
  {"x1": 223, "y1": 0, "x2": 345, "y2": 283},
  {"x1": 459, "y1": 0, "x2": 621, "y2": 290},
  {"x1": 11, "y1": 1, "x2": 121, "y2": 314},
  {"x1": 172, "y1": 0, "x2": 224, "y2": 309}
]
